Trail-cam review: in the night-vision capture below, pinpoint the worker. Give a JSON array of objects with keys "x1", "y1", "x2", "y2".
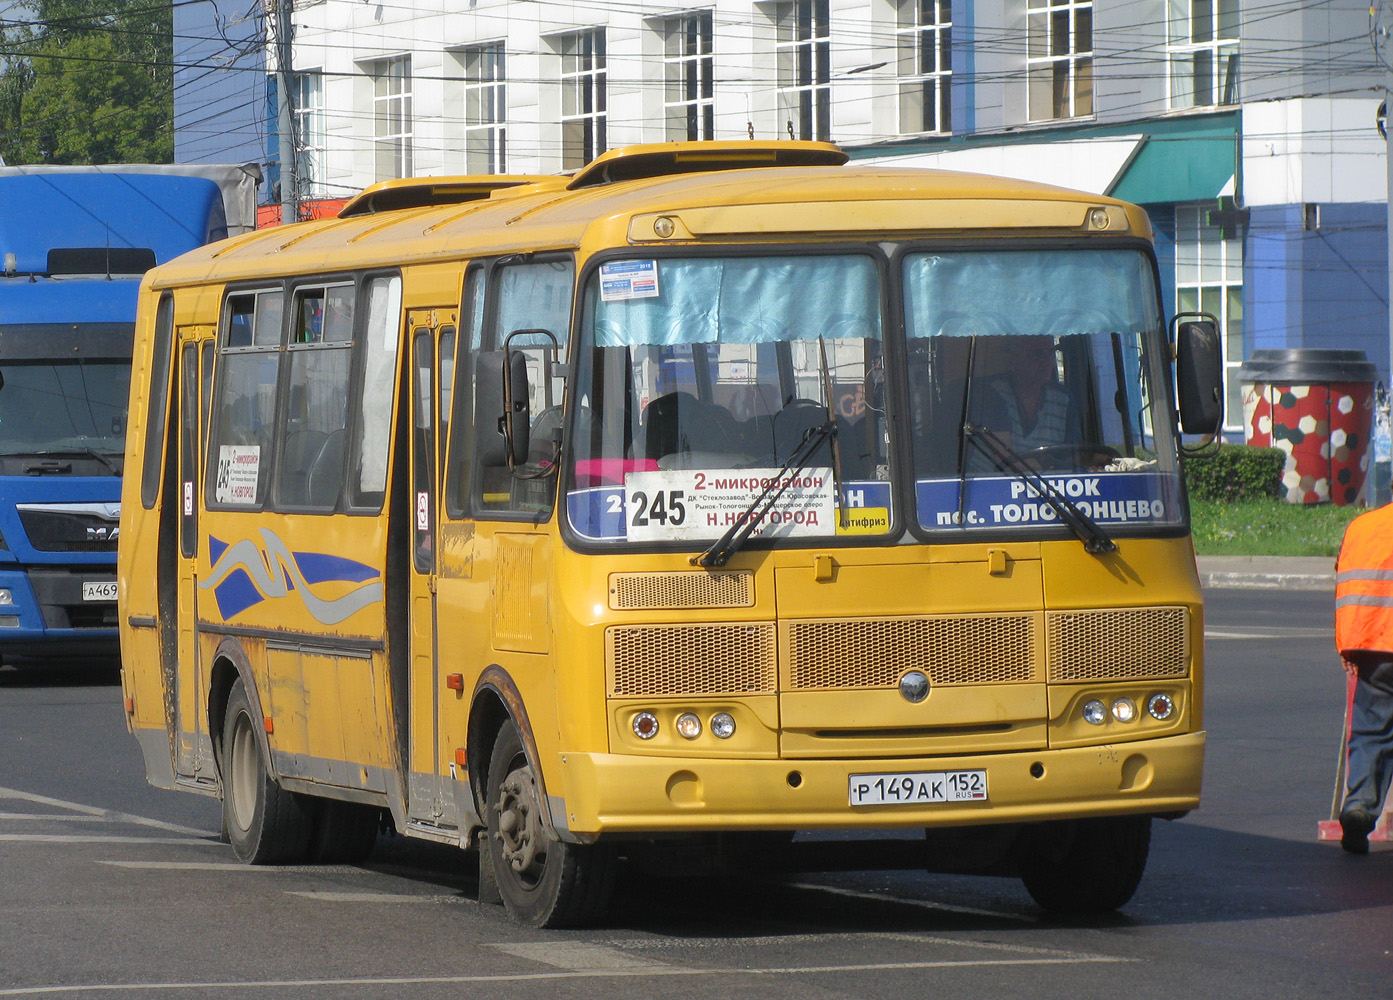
[{"x1": 1333, "y1": 502, "x2": 1393, "y2": 853}]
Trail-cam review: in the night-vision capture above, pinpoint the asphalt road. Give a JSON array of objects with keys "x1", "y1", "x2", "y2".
[{"x1": 0, "y1": 587, "x2": 1389, "y2": 998}]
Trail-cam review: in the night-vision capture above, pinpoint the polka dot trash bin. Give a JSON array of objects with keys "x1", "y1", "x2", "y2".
[{"x1": 1238, "y1": 349, "x2": 1379, "y2": 506}]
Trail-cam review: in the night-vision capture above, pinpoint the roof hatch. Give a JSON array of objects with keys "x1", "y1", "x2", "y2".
[
  {"x1": 566, "y1": 141, "x2": 848, "y2": 190},
  {"x1": 337, "y1": 175, "x2": 565, "y2": 218}
]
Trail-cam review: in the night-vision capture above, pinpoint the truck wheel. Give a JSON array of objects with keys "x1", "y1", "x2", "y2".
[
  {"x1": 1018, "y1": 815, "x2": 1151, "y2": 915},
  {"x1": 483, "y1": 721, "x2": 616, "y2": 927},
  {"x1": 221, "y1": 679, "x2": 312, "y2": 864},
  {"x1": 306, "y1": 799, "x2": 380, "y2": 864}
]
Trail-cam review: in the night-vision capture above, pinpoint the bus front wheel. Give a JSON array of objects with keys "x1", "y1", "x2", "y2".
[
  {"x1": 221, "y1": 679, "x2": 313, "y2": 864},
  {"x1": 1017, "y1": 815, "x2": 1151, "y2": 914},
  {"x1": 483, "y1": 721, "x2": 616, "y2": 927}
]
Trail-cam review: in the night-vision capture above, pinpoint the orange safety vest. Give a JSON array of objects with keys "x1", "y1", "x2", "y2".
[{"x1": 1335, "y1": 503, "x2": 1393, "y2": 656}]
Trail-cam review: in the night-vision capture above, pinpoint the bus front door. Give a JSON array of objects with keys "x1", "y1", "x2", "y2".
[
  {"x1": 405, "y1": 313, "x2": 459, "y2": 831},
  {"x1": 174, "y1": 330, "x2": 215, "y2": 785}
]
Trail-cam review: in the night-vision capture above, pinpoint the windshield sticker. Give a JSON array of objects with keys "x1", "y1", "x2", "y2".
[
  {"x1": 568, "y1": 476, "x2": 890, "y2": 542},
  {"x1": 599, "y1": 260, "x2": 660, "y2": 302},
  {"x1": 916, "y1": 472, "x2": 1175, "y2": 530},
  {"x1": 215, "y1": 445, "x2": 260, "y2": 505}
]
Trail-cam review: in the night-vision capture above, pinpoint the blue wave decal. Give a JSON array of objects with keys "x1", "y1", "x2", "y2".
[{"x1": 202, "y1": 529, "x2": 383, "y2": 625}]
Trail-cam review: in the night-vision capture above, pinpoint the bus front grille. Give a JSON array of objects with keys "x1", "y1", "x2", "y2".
[
  {"x1": 608, "y1": 570, "x2": 754, "y2": 610},
  {"x1": 1046, "y1": 606, "x2": 1190, "y2": 681},
  {"x1": 785, "y1": 614, "x2": 1040, "y2": 690},
  {"x1": 608, "y1": 622, "x2": 776, "y2": 696}
]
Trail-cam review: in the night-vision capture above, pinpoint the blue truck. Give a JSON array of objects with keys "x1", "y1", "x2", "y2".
[{"x1": 0, "y1": 165, "x2": 259, "y2": 660}]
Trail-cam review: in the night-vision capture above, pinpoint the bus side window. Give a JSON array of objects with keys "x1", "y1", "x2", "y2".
[
  {"x1": 208, "y1": 289, "x2": 282, "y2": 509},
  {"x1": 349, "y1": 274, "x2": 402, "y2": 510},
  {"x1": 278, "y1": 282, "x2": 354, "y2": 509},
  {"x1": 444, "y1": 266, "x2": 484, "y2": 519},
  {"x1": 474, "y1": 257, "x2": 573, "y2": 517}
]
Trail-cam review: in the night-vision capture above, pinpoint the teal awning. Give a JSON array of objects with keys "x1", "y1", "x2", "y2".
[{"x1": 1108, "y1": 132, "x2": 1237, "y2": 205}]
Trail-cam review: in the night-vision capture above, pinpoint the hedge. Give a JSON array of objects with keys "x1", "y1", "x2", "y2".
[{"x1": 1182, "y1": 443, "x2": 1285, "y2": 502}]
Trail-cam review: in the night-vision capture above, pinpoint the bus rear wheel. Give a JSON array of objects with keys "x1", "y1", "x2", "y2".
[
  {"x1": 1017, "y1": 815, "x2": 1151, "y2": 915},
  {"x1": 483, "y1": 721, "x2": 616, "y2": 927},
  {"x1": 221, "y1": 679, "x2": 313, "y2": 864}
]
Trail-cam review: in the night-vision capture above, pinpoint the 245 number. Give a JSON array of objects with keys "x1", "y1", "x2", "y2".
[{"x1": 629, "y1": 489, "x2": 686, "y2": 527}]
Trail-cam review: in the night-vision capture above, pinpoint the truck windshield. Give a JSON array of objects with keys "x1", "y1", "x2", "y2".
[
  {"x1": 567, "y1": 253, "x2": 889, "y2": 545},
  {"x1": 903, "y1": 248, "x2": 1182, "y2": 536},
  {"x1": 0, "y1": 359, "x2": 131, "y2": 475}
]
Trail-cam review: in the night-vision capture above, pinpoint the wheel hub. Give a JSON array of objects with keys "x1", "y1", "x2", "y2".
[{"x1": 494, "y1": 767, "x2": 544, "y2": 877}]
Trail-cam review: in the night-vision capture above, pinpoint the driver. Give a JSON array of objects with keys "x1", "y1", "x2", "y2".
[{"x1": 971, "y1": 335, "x2": 1084, "y2": 459}]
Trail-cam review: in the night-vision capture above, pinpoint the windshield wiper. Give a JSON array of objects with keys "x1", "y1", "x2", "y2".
[
  {"x1": 692, "y1": 419, "x2": 837, "y2": 568},
  {"x1": 817, "y1": 335, "x2": 846, "y2": 531},
  {"x1": 6, "y1": 448, "x2": 122, "y2": 476},
  {"x1": 964, "y1": 423, "x2": 1117, "y2": 556}
]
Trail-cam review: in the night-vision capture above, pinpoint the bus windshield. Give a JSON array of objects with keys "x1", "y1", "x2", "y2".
[
  {"x1": 565, "y1": 247, "x2": 1180, "y2": 547},
  {"x1": 0, "y1": 359, "x2": 130, "y2": 475}
]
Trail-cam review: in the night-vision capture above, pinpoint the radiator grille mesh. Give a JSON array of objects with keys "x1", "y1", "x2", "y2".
[
  {"x1": 608, "y1": 623, "x2": 776, "y2": 696},
  {"x1": 609, "y1": 571, "x2": 753, "y2": 610},
  {"x1": 1046, "y1": 606, "x2": 1190, "y2": 682},
  {"x1": 786, "y1": 615, "x2": 1039, "y2": 690}
]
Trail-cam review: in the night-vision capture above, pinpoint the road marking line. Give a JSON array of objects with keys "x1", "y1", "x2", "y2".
[
  {"x1": 788, "y1": 881, "x2": 1034, "y2": 922},
  {"x1": 0, "y1": 813, "x2": 109, "y2": 822},
  {"x1": 490, "y1": 942, "x2": 657, "y2": 971},
  {"x1": 0, "y1": 786, "x2": 211, "y2": 836},
  {"x1": 98, "y1": 861, "x2": 278, "y2": 871},
  {"x1": 0, "y1": 835, "x2": 211, "y2": 846},
  {"x1": 0, "y1": 955, "x2": 1137, "y2": 995}
]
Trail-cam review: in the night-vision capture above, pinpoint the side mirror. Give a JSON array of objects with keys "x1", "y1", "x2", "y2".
[
  {"x1": 1174, "y1": 316, "x2": 1223, "y2": 435},
  {"x1": 474, "y1": 350, "x2": 530, "y2": 468}
]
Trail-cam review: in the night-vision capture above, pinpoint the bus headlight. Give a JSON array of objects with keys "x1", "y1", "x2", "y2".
[
  {"x1": 1081, "y1": 699, "x2": 1107, "y2": 725},
  {"x1": 675, "y1": 713, "x2": 702, "y2": 740},
  {"x1": 710, "y1": 712, "x2": 736, "y2": 739},
  {"x1": 1111, "y1": 698, "x2": 1138, "y2": 723}
]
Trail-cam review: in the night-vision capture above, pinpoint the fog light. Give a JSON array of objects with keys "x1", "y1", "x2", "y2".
[
  {"x1": 1147, "y1": 693, "x2": 1175, "y2": 720},
  {"x1": 1111, "y1": 698, "x2": 1137, "y2": 723},
  {"x1": 0, "y1": 589, "x2": 12, "y2": 605},
  {"x1": 675, "y1": 712, "x2": 702, "y2": 740},
  {"x1": 1082, "y1": 699, "x2": 1107, "y2": 725},
  {"x1": 710, "y1": 712, "x2": 736, "y2": 739},
  {"x1": 632, "y1": 711, "x2": 659, "y2": 740}
]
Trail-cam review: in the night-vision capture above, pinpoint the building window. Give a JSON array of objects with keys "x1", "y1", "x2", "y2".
[
  {"x1": 1027, "y1": 0, "x2": 1092, "y2": 122},
  {"x1": 1169, "y1": 0, "x2": 1239, "y2": 109},
  {"x1": 775, "y1": 0, "x2": 830, "y2": 141},
  {"x1": 664, "y1": 11, "x2": 715, "y2": 141},
  {"x1": 896, "y1": 0, "x2": 951, "y2": 135},
  {"x1": 558, "y1": 30, "x2": 606, "y2": 170},
  {"x1": 291, "y1": 71, "x2": 327, "y2": 199},
  {"x1": 463, "y1": 43, "x2": 506, "y2": 174},
  {"x1": 373, "y1": 56, "x2": 412, "y2": 180},
  {"x1": 1175, "y1": 204, "x2": 1244, "y2": 433}
]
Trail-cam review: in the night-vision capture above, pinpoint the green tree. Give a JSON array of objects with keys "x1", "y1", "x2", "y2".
[{"x1": 0, "y1": 0, "x2": 172, "y2": 164}]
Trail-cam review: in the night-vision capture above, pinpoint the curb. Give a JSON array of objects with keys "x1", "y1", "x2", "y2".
[{"x1": 1198, "y1": 572, "x2": 1333, "y2": 592}]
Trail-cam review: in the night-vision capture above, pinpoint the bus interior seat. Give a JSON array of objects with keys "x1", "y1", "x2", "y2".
[
  {"x1": 640, "y1": 391, "x2": 738, "y2": 461},
  {"x1": 279, "y1": 429, "x2": 327, "y2": 505}
]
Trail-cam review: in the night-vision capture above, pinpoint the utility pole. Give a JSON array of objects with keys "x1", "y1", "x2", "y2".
[{"x1": 272, "y1": 0, "x2": 299, "y2": 225}]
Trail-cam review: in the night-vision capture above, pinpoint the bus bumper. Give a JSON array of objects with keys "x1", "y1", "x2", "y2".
[{"x1": 551, "y1": 731, "x2": 1205, "y2": 838}]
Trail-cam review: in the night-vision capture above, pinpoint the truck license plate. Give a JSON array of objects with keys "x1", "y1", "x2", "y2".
[
  {"x1": 82, "y1": 581, "x2": 118, "y2": 602},
  {"x1": 848, "y1": 769, "x2": 987, "y2": 806}
]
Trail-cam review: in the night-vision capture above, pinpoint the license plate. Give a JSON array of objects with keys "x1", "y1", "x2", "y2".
[
  {"x1": 82, "y1": 581, "x2": 118, "y2": 602},
  {"x1": 849, "y1": 769, "x2": 988, "y2": 806}
]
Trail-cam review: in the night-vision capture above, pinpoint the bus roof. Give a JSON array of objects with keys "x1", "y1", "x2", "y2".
[{"x1": 146, "y1": 145, "x2": 1149, "y2": 289}]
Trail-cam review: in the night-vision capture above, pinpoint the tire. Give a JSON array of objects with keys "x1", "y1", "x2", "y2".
[
  {"x1": 220, "y1": 679, "x2": 313, "y2": 864},
  {"x1": 1018, "y1": 815, "x2": 1151, "y2": 915},
  {"x1": 306, "y1": 799, "x2": 380, "y2": 864},
  {"x1": 483, "y1": 721, "x2": 617, "y2": 928}
]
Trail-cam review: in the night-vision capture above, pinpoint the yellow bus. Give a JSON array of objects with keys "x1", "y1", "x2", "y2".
[{"x1": 119, "y1": 141, "x2": 1223, "y2": 927}]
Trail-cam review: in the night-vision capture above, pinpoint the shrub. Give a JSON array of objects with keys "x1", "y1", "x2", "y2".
[{"x1": 1182, "y1": 443, "x2": 1285, "y2": 502}]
